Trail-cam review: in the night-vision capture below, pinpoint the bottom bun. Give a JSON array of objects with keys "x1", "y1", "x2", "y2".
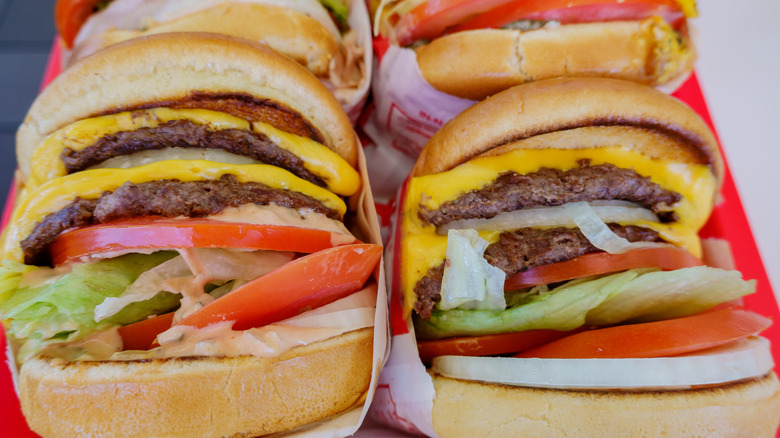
[
  {"x1": 430, "y1": 371, "x2": 780, "y2": 438},
  {"x1": 19, "y1": 328, "x2": 373, "y2": 438}
]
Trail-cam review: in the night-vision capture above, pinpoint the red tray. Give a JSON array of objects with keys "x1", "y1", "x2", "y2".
[{"x1": 1, "y1": 40, "x2": 778, "y2": 437}]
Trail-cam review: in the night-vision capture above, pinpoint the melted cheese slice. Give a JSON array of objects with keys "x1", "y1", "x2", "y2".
[
  {"x1": 4, "y1": 160, "x2": 347, "y2": 263},
  {"x1": 28, "y1": 108, "x2": 360, "y2": 196},
  {"x1": 400, "y1": 147, "x2": 716, "y2": 317},
  {"x1": 252, "y1": 122, "x2": 360, "y2": 196}
]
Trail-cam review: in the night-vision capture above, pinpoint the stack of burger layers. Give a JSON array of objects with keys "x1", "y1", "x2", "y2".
[
  {"x1": 1, "y1": 32, "x2": 387, "y2": 438},
  {"x1": 375, "y1": 76, "x2": 780, "y2": 437}
]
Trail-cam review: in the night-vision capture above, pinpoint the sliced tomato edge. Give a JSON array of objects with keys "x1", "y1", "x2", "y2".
[{"x1": 117, "y1": 243, "x2": 382, "y2": 350}]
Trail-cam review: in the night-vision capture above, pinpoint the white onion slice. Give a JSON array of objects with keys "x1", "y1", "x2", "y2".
[
  {"x1": 281, "y1": 283, "x2": 377, "y2": 328},
  {"x1": 439, "y1": 201, "x2": 658, "y2": 235},
  {"x1": 563, "y1": 201, "x2": 665, "y2": 254},
  {"x1": 431, "y1": 337, "x2": 774, "y2": 390}
]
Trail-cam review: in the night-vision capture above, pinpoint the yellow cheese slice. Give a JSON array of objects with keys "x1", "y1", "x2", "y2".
[
  {"x1": 28, "y1": 108, "x2": 360, "y2": 196},
  {"x1": 5, "y1": 160, "x2": 346, "y2": 263}
]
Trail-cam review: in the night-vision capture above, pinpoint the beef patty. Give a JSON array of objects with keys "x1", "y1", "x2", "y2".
[
  {"x1": 418, "y1": 161, "x2": 681, "y2": 227},
  {"x1": 21, "y1": 175, "x2": 340, "y2": 266},
  {"x1": 413, "y1": 224, "x2": 663, "y2": 319},
  {"x1": 61, "y1": 119, "x2": 325, "y2": 187}
]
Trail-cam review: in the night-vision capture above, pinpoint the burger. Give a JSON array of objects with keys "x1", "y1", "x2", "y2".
[
  {"x1": 1, "y1": 33, "x2": 385, "y2": 438},
  {"x1": 391, "y1": 77, "x2": 780, "y2": 435},
  {"x1": 56, "y1": 0, "x2": 370, "y2": 110},
  {"x1": 373, "y1": 0, "x2": 697, "y2": 99}
]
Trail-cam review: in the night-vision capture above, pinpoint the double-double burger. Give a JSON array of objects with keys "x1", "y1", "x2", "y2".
[
  {"x1": 2, "y1": 33, "x2": 384, "y2": 438},
  {"x1": 395, "y1": 77, "x2": 780, "y2": 436}
]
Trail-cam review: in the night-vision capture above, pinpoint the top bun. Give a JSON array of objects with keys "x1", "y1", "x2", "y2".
[
  {"x1": 17, "y1": 32, "x2": 357, "y2": 179},
  {"x1": 413, "y1": 78, "x2": 721, "y2": 181}
]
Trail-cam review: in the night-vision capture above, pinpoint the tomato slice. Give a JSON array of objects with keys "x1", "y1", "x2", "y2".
[
  {"x1": 50, "y1": 218, "x2": 358, "y2": 266},
  {"x1": 452, "y1": 0, "x2": 685, "y2": 33},
  {"x1": 55, "y1": 0, "x2": 103, "y2": 48},
  {"x1": 395, "y1": 0, "x2": 516, "y2": 45},
  {"x1": 504, "y1": 247, "x2": 702, "y2": 291},
  {"x1": 515, "y1": 308, "x2": 772, "y2": 359},
  {"x1": 118, "y1": 243, "x2": 382, "y2": 349},
  {"x1": 417, "y1": 328, "x2": 583, "y2": 363},
  {"x1": 118, "y1": 312, "x2": 174, "y2": 351},
  {"x1": 175, "y1": 243, "x2": 381, "y2": 331},
  {"x1": 394, "y1": 0, "x2": 684, "y2": 45}
]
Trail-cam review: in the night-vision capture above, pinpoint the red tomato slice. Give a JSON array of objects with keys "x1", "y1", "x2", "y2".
[
  {"x1": 453, "y1": 0, "x2": 685, "y2": 34},
  {"x1": 515, "y1": 308, "x2": 772, "y2": 359},
  {"x1": 118, "y1": 312, "x2": 174, "y2": 351},
  {"x1": 118, "y1": 243, "x2": 382, "y2": 349},
  {"x1": 417, "y1": 328, "x2": 583, "y2": 363},
  {"x1": 504, "y1": 247, "x2": 702, "y2": 291},
  {"x1": 55, "y1": 0, "x2": 103, "y2": 48},
  {"x1": 175, "y1": 243, "x2": 381, "y2": 331},
  {"x1": 395, "y1": 0, "x2": 684, "y2": 45},
  {"x1": 50, "y1": 218, "x2": 358, "y2": 266},
  {"x1": 395, "y1": 0, "x2": 515, "y2": 45}
]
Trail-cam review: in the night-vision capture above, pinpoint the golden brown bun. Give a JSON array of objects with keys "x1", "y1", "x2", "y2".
[
  {"x1": 413, "y1": 77, "x2": 721, "y2": 181},
  {"x1": 416, "y1": 18, "x2": 695, "y2": 101},
  {"x1": 431, "y1": 371, "x2": 780, "y2": 438},
  {"x1": 17, "y1": 32, "x2": 357, "y2": 179},
  {"x1": 20, "y1": 328, "x2": 373, "y2": 438},
  {"x1": 70, "y1": 3, "x2": 340, "y2": 76}
]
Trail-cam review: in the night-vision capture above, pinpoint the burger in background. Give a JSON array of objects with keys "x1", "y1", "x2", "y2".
[
  {"x1": 373, "y1": 0, "x2": 697, "y2": 100},
  {"x1": 55, "y1": 0, "x2": 372, "y2": 118},
  {"x1": 2, "y1": 33, "x2": 386, "y2": 438},
  {"x1": 382, "y1": 77, "x2": 780, "y2": 436}
]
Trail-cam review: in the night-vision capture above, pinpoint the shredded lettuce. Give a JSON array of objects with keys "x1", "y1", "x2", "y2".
[
  {"x1": 415, "y1": 266, "x2": 755, "y2": 339},
  {"x1": 439, "y1": 229, "x2": 506, "y2": 311}
]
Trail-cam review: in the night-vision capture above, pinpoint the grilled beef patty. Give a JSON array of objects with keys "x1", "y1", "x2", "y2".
[
  {"x1": 21, "y1": 175, "x2": 340, "y2": 266},
  {"x1": 101, "y1": 92, "x2": 325, "y2": 144},
  {"x1": 61, "y1": 119, "x2": 325, "y2": 187},
  {"x1": 418, "y1": 161, "x2": 681, "y2": 227},
  {"x1": 413, "y1": 224, "x2": 663, "y2": 319}
]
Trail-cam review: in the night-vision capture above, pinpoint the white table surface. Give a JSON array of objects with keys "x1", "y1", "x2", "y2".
[{"x1": 695, "y1": 0, "x2": 779, "y2": 304}]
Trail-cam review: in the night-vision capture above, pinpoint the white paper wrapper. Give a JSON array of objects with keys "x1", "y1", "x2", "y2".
[
  {"x1": 363, "y1": 179, "x2": 439, "y2": 437},
  {"x1": 341, "y1": 0, "x2": 373, "y2": 124},
  {"x1": 362, "y1": 45, "x2": 476, "y2": 201}
]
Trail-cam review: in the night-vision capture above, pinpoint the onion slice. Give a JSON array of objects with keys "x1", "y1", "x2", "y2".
[
  {"x1": 431, "y1": 336, "x2": 774, "y2": 390},
  {"x1": 563, "y1": 201, "x2": 665, "y2": 254},
  {"x1": 438, "y1": 201, "x2": 658, "y2": 235}
]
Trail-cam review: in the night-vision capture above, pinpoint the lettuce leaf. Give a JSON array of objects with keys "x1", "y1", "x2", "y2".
[
  {"x1": 415, "y1": 266, "x2": 755, "y2": 339},
  {"x1": 0, "y1": 252, "x2": 179, "y2": 350}
]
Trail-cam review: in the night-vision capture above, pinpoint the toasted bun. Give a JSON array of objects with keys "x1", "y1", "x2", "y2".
[
  {"x1": 416, "y1": 18, "x2": 695, "y2": 100},
  {"x1": 17, "y1": 32, "x2": 357, "y2": 179},
  {"x1": 70, "y1": 3, "x2": 340, "y2": 76},
  {"x1": 431, "y1": 371, "x2": 780, "y2": 437},
  {"x1": 19, "y1": 328, "x2": 372, "y2": 438},
  {"x1": 413, "y1": 77, "x2": 721, "y2": 181}
]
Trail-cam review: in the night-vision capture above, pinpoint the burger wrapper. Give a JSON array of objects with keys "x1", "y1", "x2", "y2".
[
  {"x1": 361, "y1": 43, "x2": 476, "y2": 202},
  {"x1": 341, "y1": 0, "x2": 373, "y2": 124},
  {"x1": 2, "y1": 135, "x2": 391, "y2": 438},
  {"x1": 365, "y1": 178, "x2": 440, "y2": 437}
]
